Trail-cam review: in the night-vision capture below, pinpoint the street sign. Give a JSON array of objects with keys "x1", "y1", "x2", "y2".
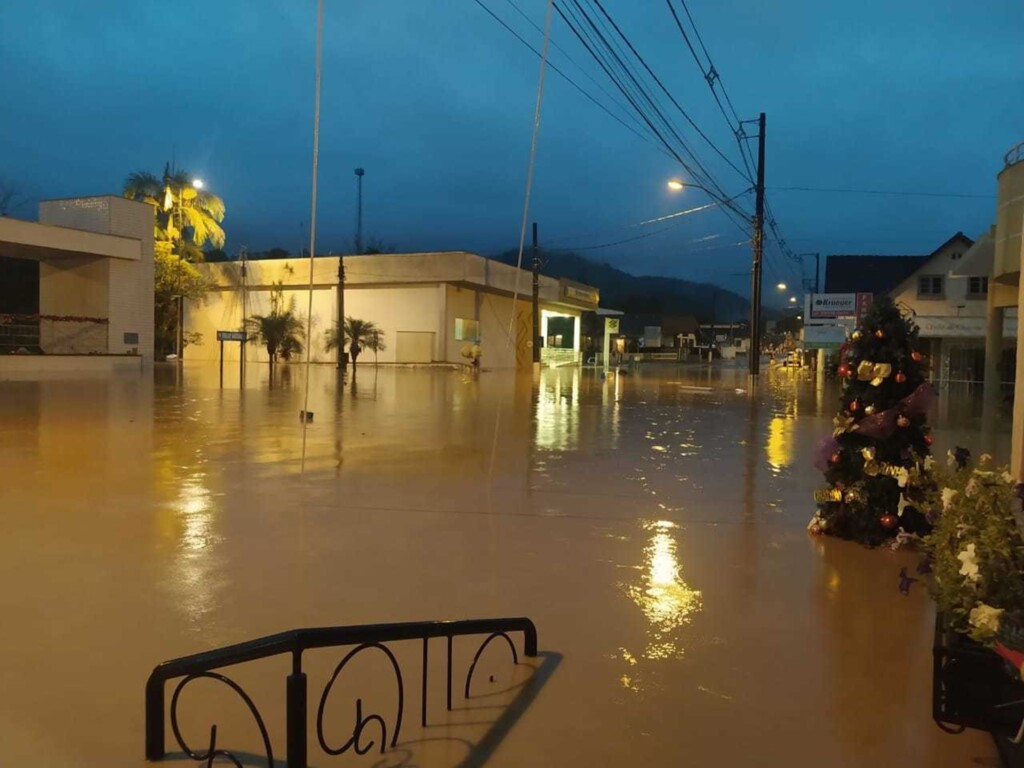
[
  {"x1": 855, "y1": 292, "x2": 873, "y2": 322},
  {"x1": 809, "y1": 293, "x2": 857, "y2": 319},
  {"x1": 605, "y1": 317, "x2": 620, "y2": 333},
  {"x1": 217, "y1": 330, "x2": 247, "y2": 342}
]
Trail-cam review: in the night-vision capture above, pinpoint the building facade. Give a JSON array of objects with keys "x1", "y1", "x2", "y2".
[
  {"x1": 0, "y1": 195, "x2": 155, "y2": 374},
  {"x1": 186, "y1": 251, "x2": 598, "y2": 370}
]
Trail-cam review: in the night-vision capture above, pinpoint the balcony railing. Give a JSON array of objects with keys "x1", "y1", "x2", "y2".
[
  {"x1": 1006, "y1": 141, "x2": 1024, "y2": 168},
  {"x1": 146, "y1": 617, "x2": 539, "y2": 768}
]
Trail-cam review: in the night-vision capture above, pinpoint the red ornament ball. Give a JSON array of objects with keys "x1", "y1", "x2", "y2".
[
  {"x1": 837, "y1": 364, "x2": 850, "y2": 378},
  {"x1": 911, "y1": 351, "x2": 923, "y2": 362},
  {"x1": 850, "y1": 400, "x2": 859, "y2": 411},
  {"x1": 924, "y1": 434, "x2": 933, "y2": 446},
  {"x1": 831, "y1": 452, "x2": 841, "y2": 464},
  {"x1": 874, "y1": 329, "x2": 884, "y2": 339},
  {"x1": 880, "y1": 514, "x2": 897, "y2": 529},
  {"x1": 895, "y1": 372, "x2": 907, "y2": 384}
]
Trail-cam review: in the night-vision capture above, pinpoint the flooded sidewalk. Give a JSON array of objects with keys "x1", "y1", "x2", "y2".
[{"x1": 0, "y1": 363, "x2": 1005, "y2": 765}]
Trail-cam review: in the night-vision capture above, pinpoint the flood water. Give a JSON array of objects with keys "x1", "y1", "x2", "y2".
[{"x1": 0, "y1": 361, "x2": 1008, "y2": 766}]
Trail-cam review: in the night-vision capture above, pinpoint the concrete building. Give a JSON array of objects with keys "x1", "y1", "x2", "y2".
[
  {"x1": 187, "y1": 251, "x2": 598, "y2": 370},
  {"x1": 0, "y1": 195, "x2": 155, "y2": 376}
]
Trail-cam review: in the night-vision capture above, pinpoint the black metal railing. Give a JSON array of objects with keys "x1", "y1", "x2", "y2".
[{"x1": 146, "y1": 617, "x2": 538, "y2": 767}]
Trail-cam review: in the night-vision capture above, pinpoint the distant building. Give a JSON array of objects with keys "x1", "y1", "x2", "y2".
[
  {"x1": 0, "y1": 195, "x2": 154, "y2": 376},
  {"x1": 188, "y1": 251, "x2": 598, "y2": 369},
  {"x1": 823, "y1": 232, "x2": 1017, "y2": 386}
]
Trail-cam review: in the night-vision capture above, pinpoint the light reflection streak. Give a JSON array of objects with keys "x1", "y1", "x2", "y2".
[
  {"x1": 165, "y1": 472, "x2": 221, "y2": 629},
  {"x1": 619, "y1": 519, "x2": 703, "y2": 687}
]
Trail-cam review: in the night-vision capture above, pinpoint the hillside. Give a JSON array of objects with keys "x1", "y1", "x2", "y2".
[{"x1": 494, "y1": 250, "x2": 749, "y2": 322}]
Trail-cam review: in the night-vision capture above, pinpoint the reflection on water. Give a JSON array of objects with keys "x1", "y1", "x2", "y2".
[
  {"x1": 619, "y1": 519, "x2": 702, "y2": 684},
  {"x1": 765, "y1": 416, "x2": 795, "y2": 474},
  {"x1": 535, "y1": 368, "x2": 580, "y2": 451},
  {"x1": 161, "y1": 471, "x2": 222, "y2": 629}
]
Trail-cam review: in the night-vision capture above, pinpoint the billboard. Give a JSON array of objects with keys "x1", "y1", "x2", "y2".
[{"x1": 809, "y1": 293, "x2": 857, "y2": 319}]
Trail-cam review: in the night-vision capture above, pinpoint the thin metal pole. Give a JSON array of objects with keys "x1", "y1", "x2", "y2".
[
  {"x1": 815, "y1": 252, "x2": 820, "y2": 293},
  {"x1": 749, "y1": 112, "x2": 766, "y2": 378},
  {"x1": 355, "y1": 168, "x2": 365, "y2": 254},
  {"x1": 300, "y1": 0, "x2": 324, "y2": 473},
  {"x1": 532, "y1": 222, "x2": 540, "y2": 366}
]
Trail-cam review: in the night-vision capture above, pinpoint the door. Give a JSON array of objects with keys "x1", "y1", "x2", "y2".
[{"x1": 395, "y1": 331, "x2": 434, "y2": 363}]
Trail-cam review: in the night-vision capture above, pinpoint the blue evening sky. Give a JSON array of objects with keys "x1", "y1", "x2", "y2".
[{"x1": 1, "y1": 0, "x2": 1021, "y2": 302}]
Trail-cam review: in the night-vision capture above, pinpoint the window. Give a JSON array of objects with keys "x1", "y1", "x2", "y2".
[
  {"x1": 918, "y1": 275, "x2": 944, "y2": 298},
  {"x1": 454, "y1": 318, "x2": 480, "y2": 341},
  {"x1": 967, "y1": 276, "x2": 988, "y2": 298}
]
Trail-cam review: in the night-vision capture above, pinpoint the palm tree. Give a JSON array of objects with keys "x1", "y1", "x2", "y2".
[
  {"x1": 366, "y1": 328, "x2": 386, "y2": 367},
  {"x1": 325, "y1": 317, "x2": 383, "y2": 375},
  {"x1": 246, "y1": 283, "x2": 305, "y2": 374},
  {"x1": 123, "y1": 164, "x2": 225, "y2": 262}
]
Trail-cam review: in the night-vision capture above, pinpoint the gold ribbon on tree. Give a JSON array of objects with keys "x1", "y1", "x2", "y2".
[
  {"x1": 814, "y1": 488, "x2": 843, "y2": 503},
  {"x1": 856, "y1": 360, "x2": 893, "y2": 386}
]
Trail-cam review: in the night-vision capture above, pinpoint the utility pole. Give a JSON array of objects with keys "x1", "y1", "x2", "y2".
[
  {"x1": 814, "y1": 252, "x2": 820, "y2": 293},
  {"x1": 532, "y1": 222, "x2": 540, "y2": 368},
  {"x1": 749, "y1": 112, "x2": 766, "y2": 378},
  {"x1": 354, "y1": 168, "x2": 365, "y2": 254},
  {"x1": 337, "y1": 253, "x2": 345, "y2": 369}
]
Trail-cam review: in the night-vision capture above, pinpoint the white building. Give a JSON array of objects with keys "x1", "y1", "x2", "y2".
[
  {"x1": 186, "y1": 251, "x2": 598, "y2": 370},
  {"x1": 0, "y1": 195, "x2": 155, "y2": 376},
  {"x1": 888, "y1": 232, "x2": 1017, "y2": 385}
]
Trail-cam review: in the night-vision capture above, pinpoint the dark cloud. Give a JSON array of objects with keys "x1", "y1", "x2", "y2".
[{"x1": 1, "y1": 0, "x2": 1020, "y2": 307}]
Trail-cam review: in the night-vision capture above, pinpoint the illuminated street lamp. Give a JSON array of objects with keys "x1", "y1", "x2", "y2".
[
  {"x1": 192, "y1": 178, "x2": 204, "y2": 190},
  {"x1": 789, "y1": 296, "x2": 797, "y2": 304},
  {"x1": 666, "y1": 179, "x2": 685, "y2": 191},
  {"x1": 776, "y1": 282, "x2": 787, "y2": 291}
]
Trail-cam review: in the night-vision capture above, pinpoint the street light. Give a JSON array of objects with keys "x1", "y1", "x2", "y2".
[
  {"x1": 192, "y1": 179, "x2": 204, "y2": 190},
  {"x1": 776, "y1": 282, "x2": 787, "y2": 291},
  {"x1": 666, "y1": 179, "x2": 685, "y2": 191},
  {"x1": 789, "y1": 296, "x2": 797, "y2": 304}
]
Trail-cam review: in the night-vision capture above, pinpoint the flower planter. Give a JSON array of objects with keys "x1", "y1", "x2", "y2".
[{"x1": 933, "y1": 614, "x2": 1024, "y2": 765}]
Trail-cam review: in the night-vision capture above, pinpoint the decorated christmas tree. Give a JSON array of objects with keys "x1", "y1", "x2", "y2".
[{"x1": 809, "y1": 296, "x2": 936, "y2": 546}]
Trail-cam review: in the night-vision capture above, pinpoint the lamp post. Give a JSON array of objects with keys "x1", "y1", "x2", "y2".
[
  {"x1": 354, "y1": 168, "x2": 365, "y2": 254},
  {"x1": 667, "y1": 169, "x2": 766, "y2": 378}
]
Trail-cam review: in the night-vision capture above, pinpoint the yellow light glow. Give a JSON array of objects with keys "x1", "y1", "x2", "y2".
[
  {"x1": 192, "y1": 179, "x2": 204, "y2": 189},
  {"x1": 666, "y1": 179, "x2": 685, "y2": 191},
  {"x1": 789, "y1": 296, "x2": 797, "y2": 303},
  {"x1": 622, "y1": 519, "x2": 702, "y2": 663},
  {"x1": 765, "y1": 415, "x2": 794, "y2": 473},
  {"x1": 776, "y1": 282, "x2": 787, "y2": 290}
]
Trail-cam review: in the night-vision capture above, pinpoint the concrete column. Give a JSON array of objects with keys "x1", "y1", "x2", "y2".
[
  {"x1": 983, "y1": 288, "x2": 1004, "y2": 429},
  {"x1": 573, "y1": 315, "x2": 581, "y2": 364}
]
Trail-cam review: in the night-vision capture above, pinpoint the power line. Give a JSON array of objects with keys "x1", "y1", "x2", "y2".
[
  {"x1": 769, "y1": 185, "x2": 996, "y2": 200},
  {"x1": 469, "y1": 0, "x2": 664, "y2": 154},
  {"x1": 584, "y1": 0, "x2": 751, "y2": 184}
]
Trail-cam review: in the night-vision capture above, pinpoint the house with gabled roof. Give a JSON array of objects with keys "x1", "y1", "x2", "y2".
[{"x1": 824, "y1": 232, "x2": 1018, "y2": 388}]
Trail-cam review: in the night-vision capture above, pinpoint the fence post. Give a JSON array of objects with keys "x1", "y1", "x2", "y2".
[{"x1": 287, "y1": 664, "x2": 307, "y2": 768}]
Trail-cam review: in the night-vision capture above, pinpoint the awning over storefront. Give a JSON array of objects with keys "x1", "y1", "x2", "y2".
[{"x1": 951, "y1": 228, "x2": 994, "y2": 278}]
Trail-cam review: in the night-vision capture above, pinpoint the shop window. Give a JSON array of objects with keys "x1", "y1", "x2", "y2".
[{"x1": 454, "y1": 318, "x2": 480, "y2": 341}]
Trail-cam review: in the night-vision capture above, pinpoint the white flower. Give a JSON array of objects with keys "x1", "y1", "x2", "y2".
[
  {"x1": 957, "y1": 543, "x2": 980, "y2": 583},
  {"x1": 807, "y1": 511, "x2": 826, "y2": 535},
  {"x1": 965, "y1": 478, "x2": 979, "y2": 497},
  {"x1": 1002, "y1": 470, "x2": 1015, "y2": 484},
  {"x1": 923, "y1": 456, "x2": 936, "y2": 471},
  {"x1": 947, "y1": 450, "x2": 956, "y2": 468},
  {"x1": 941, "y1": 487, "x2": 958, "y2": 512},
  {"x1": 979, "y1": 453, "x2": 993, "y2": 465},
  {"x1": 896, "y1": 467, "x2": 910, "y2": 488},
  {"x1": 969, "y1": 603, "x2": 1003, "y2": 635}
]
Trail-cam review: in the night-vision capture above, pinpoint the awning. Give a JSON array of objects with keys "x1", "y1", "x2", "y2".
[{"x1": 951, "y1": 227, "x2": 994, "y2": 277}]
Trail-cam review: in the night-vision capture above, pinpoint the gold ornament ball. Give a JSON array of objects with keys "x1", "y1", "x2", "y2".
[
  {"x1": 897, "y1": 415, "x2": 910, "y2": 427},
  {"x1": 851, "y1": 330, "x2": 862, "y2": 341},
  {"x1": 874, "y1": 329, "x2": 884, "y2": 339},
  {"x1": 864, "y1": 405, "x2": 876, "y2": 415}
]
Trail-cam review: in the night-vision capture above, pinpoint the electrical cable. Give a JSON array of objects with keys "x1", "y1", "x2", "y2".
[
  {"x1": 769, "y1": 185, "x2": 996, "y2": 200},
  {"x1": 470, "y1": 0, "x2": 663, "y2": 154}
]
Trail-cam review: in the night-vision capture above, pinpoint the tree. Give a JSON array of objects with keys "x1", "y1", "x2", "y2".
[
  {"x1": 123, "y1": 165, "x2": 225, "y2": 262},
  {"x1": 153, "y1": 250, "x2": 211, "y2": 358},
  {"x1": 808, "y1": 297, "x2": 935, "y2": 545},
  {"x1": 325, "y1": 317, "x2": 383, "y2": 375},
  {"x1": 246, "y1": 283, "x2": 305, "y2": 373}
]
